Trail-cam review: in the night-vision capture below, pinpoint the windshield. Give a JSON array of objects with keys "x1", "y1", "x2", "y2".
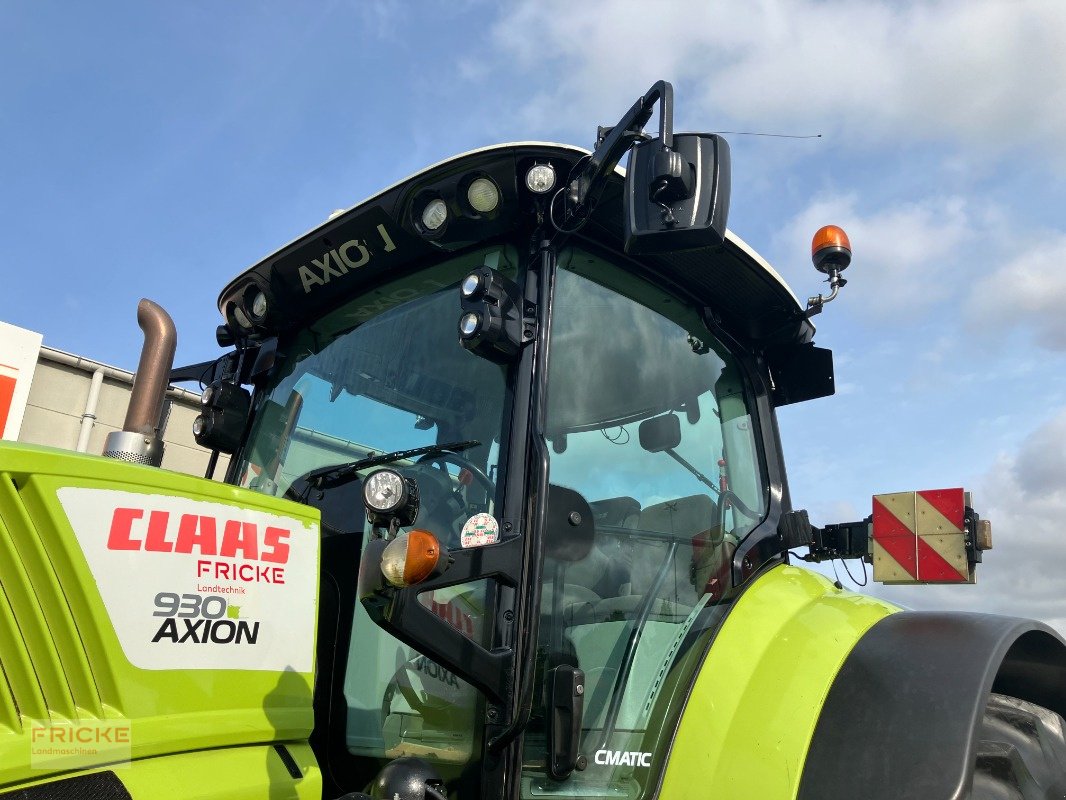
[
  {"x1": 522, "y1": 247, "x2": 769, "y2": 799},
  {"x1": 236, "y1": 246, "x2": 519, "y2": 512},
  {"x1": 237, "y1": 245, "x2": 519, "y2": 787}
]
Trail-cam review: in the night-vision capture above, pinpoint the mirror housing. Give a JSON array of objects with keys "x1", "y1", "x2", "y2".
[
  {"x1": 624, "y1": 133, "x2": 731, "y2": 255},
  {"x1": 638, "y1": 413, "x2": 682, "y2": 452}
]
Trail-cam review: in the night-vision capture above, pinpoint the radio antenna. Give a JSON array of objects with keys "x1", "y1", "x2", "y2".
[{"x1": 713, "y1": 131, "x2": 822, "y2": 139}]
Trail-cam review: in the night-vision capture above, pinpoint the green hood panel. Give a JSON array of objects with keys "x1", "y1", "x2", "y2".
[
  {"x1": 0, "y1": 443, "x2": 321, "y2": 789},
  {"x1": 658, "y1": 565, "x2": 899, "y2": 799}
]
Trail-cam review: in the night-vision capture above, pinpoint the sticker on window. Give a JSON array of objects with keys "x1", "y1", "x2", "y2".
[{"x1": 460, "y1": 513, "x2": 499, "y2": 548}]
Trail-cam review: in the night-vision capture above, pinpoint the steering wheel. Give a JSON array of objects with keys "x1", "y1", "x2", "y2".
[
  {"x1": 415, "y1": 451, "x2": 495, "y2": 496},
  {"x1": 411, "y1": 452, "x2": 495, "y2": 541}
]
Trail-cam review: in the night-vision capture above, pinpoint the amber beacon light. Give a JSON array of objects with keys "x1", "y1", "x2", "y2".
[
  {"x1": 806, "y1": 224, "x2": 853, "y2": 316},
  {"x1": 811, "y1": 225, "x2": 852, "y2": 273}
]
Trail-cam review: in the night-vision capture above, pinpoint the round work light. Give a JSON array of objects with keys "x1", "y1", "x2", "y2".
[
  {"x1": 459, "y1": 312, "x2": 482, "y2": 338},
  {"x1": 421, "y1": 198, "x2": 448, "y2": 231},
  {"x1": 525, "y1": 163, "x2": 556, "y2": 194},
  {"x1": 467, "y1": 177, "x2": 500, "y2": 213},
  {"x1": 250, "y1": 290, "x2": 268, "y2": 322},
  {"x1": 363, "y1": 469, "x2": 408, "y2": 515},
  {"x1": 461, "y1": 273, "x2": 483, "y2": 300}
]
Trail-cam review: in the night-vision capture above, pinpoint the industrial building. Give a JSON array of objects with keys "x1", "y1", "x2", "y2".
[{"x1": 1, "y1": 320, "x2": 223, "y2": 478}]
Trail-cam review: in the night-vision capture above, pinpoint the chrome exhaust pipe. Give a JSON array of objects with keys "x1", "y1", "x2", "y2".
[{"x1": 103, "y1": 299, "x2": 178, "y2": 467}]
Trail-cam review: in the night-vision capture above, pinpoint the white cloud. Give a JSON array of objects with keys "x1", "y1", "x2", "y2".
[
  {"x1": 774, "y1": 192, "x2": 1066, "y2": 352},
  {"x1": 774, "y1": 192, "x2": 974, "y2": 317},
  {"x1": 488, "y1": 0, "x2": 1066, "y2": 156},
  {"x1": 966, "y1": 233, "x2": 1066, "y2": 350},
  {"x1": 352, "y1": 0, "x2": 403, "y2": 38}
]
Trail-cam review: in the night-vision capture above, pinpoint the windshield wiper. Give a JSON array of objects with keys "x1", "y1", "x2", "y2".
[{"x1": 297, "y1": 440, "x2": 481, "y2": 490}]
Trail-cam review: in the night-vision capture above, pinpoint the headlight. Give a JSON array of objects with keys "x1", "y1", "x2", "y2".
[
  {"x1": 232, "y1": 305, "x2": 253, "y2": 331},
  {"x1": 363, "y1": 469, "x2": 407, "y2": 514},
  {"x1": 461, "y1": 273, "x2": 483, "y2": 300}
]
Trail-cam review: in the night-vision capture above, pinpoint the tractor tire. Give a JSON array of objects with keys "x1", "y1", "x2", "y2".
[{"x1": 972, "y1": 693, "x2": 1066, "y2": 799}]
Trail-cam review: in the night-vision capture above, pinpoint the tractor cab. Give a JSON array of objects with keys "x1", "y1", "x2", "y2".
[
  {"x1": 192, "y1": 83, "x2": 843, "y2": 799},
  {"x1": 225, "y1": 234, "x2": 775, "y2": 798}
]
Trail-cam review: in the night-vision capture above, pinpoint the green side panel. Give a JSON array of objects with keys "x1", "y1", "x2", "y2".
[
  {"x1": 658, "y1": 565, "x2": 900, "y2": 800},
  {"x1": 9, "y1": 742, "x2": 322, "y2": 799},
  {"x1": 0, "y1": 443, "x2": 322, "y2": 791}
]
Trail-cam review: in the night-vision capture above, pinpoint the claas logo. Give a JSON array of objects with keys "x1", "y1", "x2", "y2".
[{"x1": 105, "y1": 507, "x2": 290, "y2": 563}]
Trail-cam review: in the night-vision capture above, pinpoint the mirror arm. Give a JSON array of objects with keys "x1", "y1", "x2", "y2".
[
  {"x1": 570, "y1": 80, "x2": 675, "y2": 212},
  {"x1": 663, "y1": 448, "x2": 720, "y2": 495}
]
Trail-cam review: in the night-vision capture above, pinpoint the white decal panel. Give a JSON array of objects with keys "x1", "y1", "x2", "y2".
[
  {"x1": 460, "y1": 513, "x2": 499, "y2": 548},
  {"x1": 57, "y1": 487, "x2": 319, "y2": 672}
]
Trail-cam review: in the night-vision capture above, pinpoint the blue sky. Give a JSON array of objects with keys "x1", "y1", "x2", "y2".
[{"x1": 4, "y1": 1, "x2": 1066, "y2": 629}]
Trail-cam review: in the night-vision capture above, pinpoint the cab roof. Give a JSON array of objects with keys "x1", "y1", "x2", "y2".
[{"x1": 219, "y1": 142, "x2": 815, "y2": 350}]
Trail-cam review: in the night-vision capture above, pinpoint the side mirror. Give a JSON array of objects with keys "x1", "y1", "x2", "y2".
[
  {"x1": 624, "y1": 133, "x2": 731, "y2": 255},
  {"x1": 638, "y1": 413, "x2": 682, "y2": 452}
]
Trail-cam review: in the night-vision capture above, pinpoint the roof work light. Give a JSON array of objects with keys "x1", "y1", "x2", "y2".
[{"x1": 457, "y1": 266, "x2": 528, "y2": 363}]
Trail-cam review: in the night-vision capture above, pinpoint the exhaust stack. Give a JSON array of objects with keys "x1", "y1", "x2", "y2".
[{"x1": 103, "y1": 299, "x2": 178, "y2": 467}]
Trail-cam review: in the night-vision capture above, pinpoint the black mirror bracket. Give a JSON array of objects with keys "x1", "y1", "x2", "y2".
[
  {"x1": 568, "y1": 80, "x2": 677, "y2": 216},
  {"x1": 780, "y1": 509, "x2": 872, "y2": 563}
]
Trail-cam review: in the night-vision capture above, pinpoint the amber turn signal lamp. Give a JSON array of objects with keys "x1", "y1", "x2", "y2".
[
  {"x1": 380, "y1": 529, "x2": 443, "y2": 588},
  {"x1": 811, "y1": 225, "x2": 852, "y2": 274}
]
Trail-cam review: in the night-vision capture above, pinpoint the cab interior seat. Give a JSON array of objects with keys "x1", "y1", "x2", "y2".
[{"x1": 584, "y1": 493, "x2": 720, "y2": 623}]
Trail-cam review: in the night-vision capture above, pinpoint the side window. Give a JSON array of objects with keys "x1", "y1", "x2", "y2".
[
  {"x1": 238, "y1": 246, "x2": 519, "y2": 795},
  {"x1": 522, "y1": 250, "x2": 768, "y2": 799},
  {"x1": 345, "y1": 579, "x2": 491, "y2": 765}
]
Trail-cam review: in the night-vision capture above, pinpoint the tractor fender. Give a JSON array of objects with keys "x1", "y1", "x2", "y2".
[{"x1": 797, "y1": 611, "x2": 1066, "y2": 800}]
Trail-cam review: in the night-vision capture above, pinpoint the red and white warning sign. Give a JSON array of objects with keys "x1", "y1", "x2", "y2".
[
  {"x1": 871, "y1": 488, "x2": 972, "y2": 584},
  {"x1": 0, "y1": 322, "x2": 43, "y2": 441}
]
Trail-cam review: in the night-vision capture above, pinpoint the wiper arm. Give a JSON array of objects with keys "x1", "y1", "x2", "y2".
[{"x1": 299, "y1": 440, "x2": 481, "y2": 490}]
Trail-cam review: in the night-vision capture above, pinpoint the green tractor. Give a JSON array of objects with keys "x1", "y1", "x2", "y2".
[{"x1": 3, "y1": 81, "x2": 1065, "y2": 800}]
